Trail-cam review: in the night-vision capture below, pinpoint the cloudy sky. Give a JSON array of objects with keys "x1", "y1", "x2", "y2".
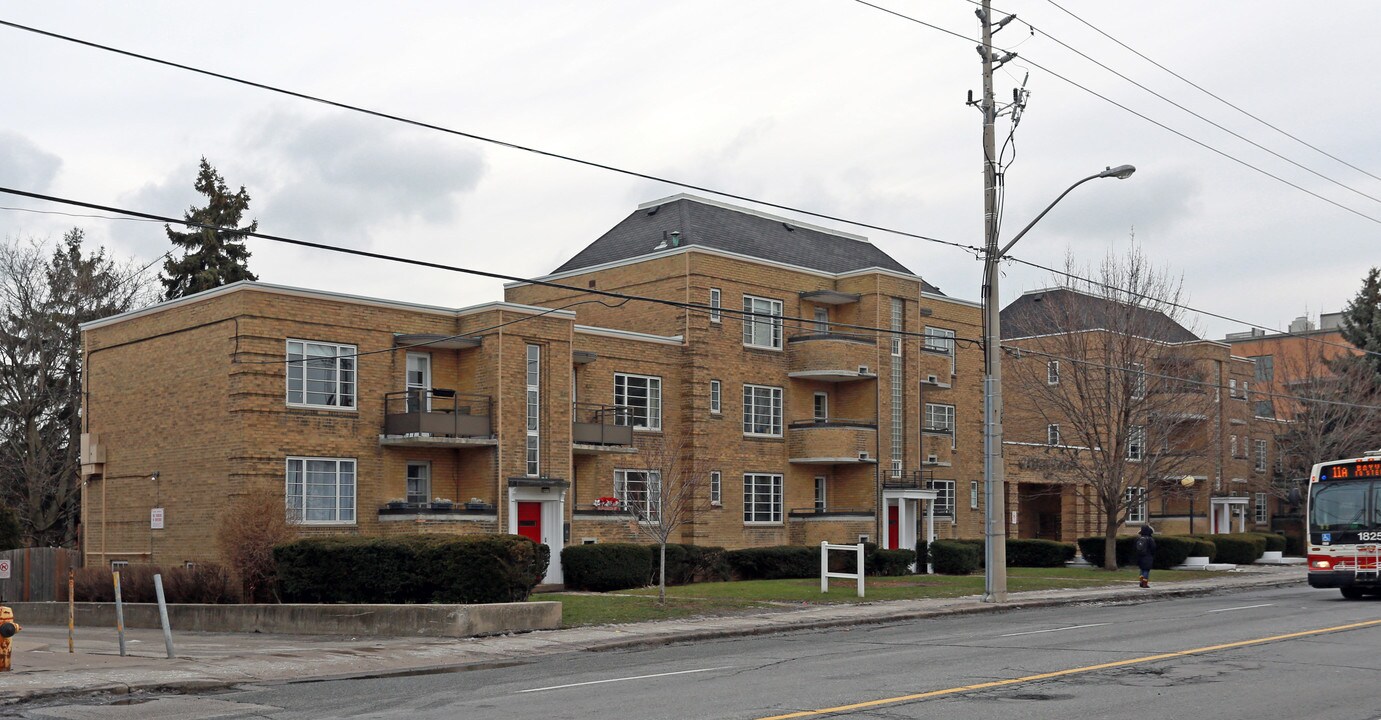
[{"x1": 1, "y1": 1, "x2": 1376, "y2": 338}]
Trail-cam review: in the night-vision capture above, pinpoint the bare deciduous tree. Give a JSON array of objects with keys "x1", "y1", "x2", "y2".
[
  {"x1": 1004, "y1": 249, "x2": 1216, "y2": 569},
  {"x1": 1273, "y1": 349, "x2": 1381, "y2": 489},
  {"x1": 616, "y1": 437, "x2": 713, "y2": 603}
]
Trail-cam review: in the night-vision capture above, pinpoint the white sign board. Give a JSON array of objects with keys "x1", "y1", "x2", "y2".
[
  {"x1": 0, "y1": 558, "x2": 11, "y2": 579},
  {"x1": 151, "y1": 507, "x2": 165, "y2": 530}
]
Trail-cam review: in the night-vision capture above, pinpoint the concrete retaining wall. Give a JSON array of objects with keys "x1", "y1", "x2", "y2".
[{"x1": 4, "y1": 601, "x2": 561, "y2": 637}]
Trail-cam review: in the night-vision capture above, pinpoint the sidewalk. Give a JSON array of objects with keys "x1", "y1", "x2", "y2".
[{"x1": 0, "y1": 566, "x2": 1305, "y2": 705}]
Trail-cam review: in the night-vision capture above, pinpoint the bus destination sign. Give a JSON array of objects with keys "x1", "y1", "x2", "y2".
[{"x1": 1321, "y1": 460, "x2": 1381, "y2": 481}]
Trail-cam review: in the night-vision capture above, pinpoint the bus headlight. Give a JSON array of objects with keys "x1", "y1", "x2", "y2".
[{"x1": 1309, "y1": 556, "x2": 1334, "y2": 569}]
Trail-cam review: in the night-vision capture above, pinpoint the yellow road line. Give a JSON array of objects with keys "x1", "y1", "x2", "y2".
[{"x1": 756, "y1": 618, "x2": 1381, "y2": 720}]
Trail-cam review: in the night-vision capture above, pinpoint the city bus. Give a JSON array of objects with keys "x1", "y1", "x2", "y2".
[{"x1": 1307, "y1": 452, "x2": 1381, "y2": 599}]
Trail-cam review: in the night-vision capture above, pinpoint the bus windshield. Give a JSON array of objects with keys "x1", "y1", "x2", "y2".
[{"x1": 1310, "y1": 481, "x2": 1378, "y2": 532}]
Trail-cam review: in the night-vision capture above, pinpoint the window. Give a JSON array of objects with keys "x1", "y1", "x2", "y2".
[
  {"x1": 1255, "y1": 400, "x2": 1274, "y2": 418},
  {"x1": 923, "y1": 327, "x2": 955, "y2": 354},
  {"x1": 1243, "y1": 381, "x2": 1250, "y2": 399},
  {"x1": 1126, "y1": 425, "x2": 1145, "y2": 461},
  {"x1": 1254, "y1": 439, "x2": 1268, "y2": 472},
  {"x1": 111, "y1": 560, "x2": 129, "y2": 572},
  {"x1": 1129, "y1": 362, "x2": 1146, "y2": 400},
  {"x1": 891, "y1": 337, "x2": 903, "y2": 356},
  {"x1": 614, "y1": 373, "x2": 662, "y2": 431},
  {"x1": 709, "y1": 288, "x2": 722, "y2": 323},
  {"x1": 1125, "y1": 487, "x2": 1147, "y2": 523},
  {"x1": 614, "y1": 469, "x2": 661, "y2": 521},
  {"x1": 1230, "y1": 434, "x2": 1239, "y2": 458},
  {"x1": 405, "y1": 461, "x2": 430, "y2": 504},
  {"x1": 814, "y1": 306, "x2": 830, "y2": 333},
  {"x1": 742, "y1": 295, "x2": 783, "y2": 349},
  {"x1": 743, "y1": 473, "x2": 783, "y2": 523},
  {"x1": 710, "y1": 379, "x2": 722, "y2": 415},
  {"x1": 1254, "y1": 492, "x2": 1268, "y2": 524},
  {"x1": 526, "y1": 344, "x2": 540, "y2": 477},
  {"x1": 814, "y1": 476, "x2": 827, "y2": 512},
  {"x1": 970, "y1": 480, "x2": 980, "y2": 510},
  {"x1": 405, "y1": 352, "x2": 431, "y2": 412},
  {"x1": 710, "y1": 471, "x2": 722, "y2": 506},
  {"x1": 1047, "y1": 360, "x2": 1060, "y2": 385},
  {"x1": 1047, "y1": 424, "x2": 1061, "y2": 446},
  {"x1": 1252, "y1": 355, "x2": 1274, "y2": 382},
  {"x1": 813, "y1": 392, "x2": 828, "y2": 421},
  {"x1": 286, "y1": 457, "x2": 356, "y2": 524},
  {"x1": 1229, "y1": 379, "x2": 1238, "y2": 398},
  {"x1": 742, "y1": 384, "x2": 783, "y2": 436},
  {"x1": 926, "y1": 479, "x2": 955, "y2": 518},
  {"x1": 925, "y1": 403, "x2": 956, "y2": 433},
  {"x1": 286, "y1": 340, "x2": 356, "y2": 408}
]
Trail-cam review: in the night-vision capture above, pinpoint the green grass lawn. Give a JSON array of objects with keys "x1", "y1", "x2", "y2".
[{"x1": 541, "y1": 567, "x2": 1199, "y2": 628}]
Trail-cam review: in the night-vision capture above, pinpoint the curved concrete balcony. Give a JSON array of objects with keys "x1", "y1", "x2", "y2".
[
  {"x1": 787, "y1": 419, "x2": 878, "y2": 464},
  {"x1": 786, "y1": 332, "x2": 878, "y2": 382}
]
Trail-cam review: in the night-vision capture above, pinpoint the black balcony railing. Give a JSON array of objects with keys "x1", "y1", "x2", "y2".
[
  {"x1": 573, "y1": 402, "x2": 634, "y2": 446},
  {"x1": 383, "y1": 389, "x2": 492, "y2": 437},
  {"x1": 785, "y1": 328, "x2": 877, "y2": 345}
]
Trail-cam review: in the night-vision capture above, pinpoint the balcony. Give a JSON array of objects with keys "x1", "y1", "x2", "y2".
[
  {"x1": 380, "y1": 390, "x2": 496, "y2": 448},
  {"x1": 786, "y1": 332, "x2": 877, "y2": 382},
  {"x1": 572, "y1": 403, "x2": 636, "y2": 454},
  {"x1": 787, "y1": 418, "x2": 877, "y2": 464}
]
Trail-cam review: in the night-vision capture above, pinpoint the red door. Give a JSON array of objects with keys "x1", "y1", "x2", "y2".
[
  {"x1": 887, "y1": 505, "x2": 899, "y2": 550},
  {"x1": 517, "y1": 502, "x2": 543, "y2": 544}
]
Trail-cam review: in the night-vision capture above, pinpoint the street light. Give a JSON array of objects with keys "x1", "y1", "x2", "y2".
[{"x1": 981, "y1": 164, "x2": 1135, "y2": 603}]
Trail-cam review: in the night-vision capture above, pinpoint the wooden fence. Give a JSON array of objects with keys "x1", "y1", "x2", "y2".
[{"x1": 0, "y1": 547, "x2": 82, "y2": 603}]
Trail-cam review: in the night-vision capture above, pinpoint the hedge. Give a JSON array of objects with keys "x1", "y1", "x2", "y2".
[
  {"x1": 562, "y1": 543, "x2": 653, "y2": 591},
  {"x1": 274, "y1": 534, "x2": 548, "y2": 604},
  {"x1": 1006, "y1": 539, "x2": 1076, "y2": 568},
  {"x1": 725, "y1": 545, "x2": 817, "y2": 580},
  {"x1": 650, "y1": 544, "x2": 730, "y2": 586},
  {"x1": 931, "y1": 540, "x2": 981, "y2": 575},
  {"x1": 870, "y1": 549, "x2": 917, "y2": 576},
  {"x1": 1198, "y1": 534, "x2": 1264, "y2": 565},
  {"x1": 1148, "y1": 536, "x2": 1194, "y2": 569},
  {"x1": 74, "y1": 563, "x2": 240, "y2": 604},
  {"x1": 1078, "y1": 536, "x2": 1137, "y2": 567},
  {"x1": 1241, "y1": 532, "x2": 1287, "y2": 553}
]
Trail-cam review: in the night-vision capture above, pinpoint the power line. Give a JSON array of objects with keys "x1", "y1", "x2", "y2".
[
  {"x1": 0, "y1": 19, "x2": 982, "y2": 259},
  {"x1": 850, "y1": 1, "x2": 1381, "y2": 226},
  {"x1": 1039, "y1": 0, "x2": 1381, "y2": 185}
]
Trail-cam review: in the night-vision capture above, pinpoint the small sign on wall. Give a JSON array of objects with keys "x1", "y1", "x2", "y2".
[
  {"x1": 0, "y1": 558, "x2": 11, "y2": 579},
  {"x1": 151, "y1": 507, "x2": 165, "y2": 530},
  {"x1": 1010, "y1": 510, "x2": 1018, "y2": 525}
]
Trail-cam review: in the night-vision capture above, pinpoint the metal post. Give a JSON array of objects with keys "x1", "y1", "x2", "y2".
[
  {"x1": 67, "y1": 570, "x2": 74, "y2": 654},
  {"x1": 820, "y1": 541, "x2": 828, "y2": 594},
  {"x1": 153, "y1": 574, "x2": 175, "y2": 659},
  {"x1": 112, "y1": 571, "x2": 126, "y2": 657},
  {"x1": 856, "y1": 543, "x2": 865, "y2": 598}
]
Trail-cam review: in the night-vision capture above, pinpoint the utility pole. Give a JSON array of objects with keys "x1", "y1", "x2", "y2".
[{"x1": 978, "y1": 0, "x2": 1009, "y2": 603}]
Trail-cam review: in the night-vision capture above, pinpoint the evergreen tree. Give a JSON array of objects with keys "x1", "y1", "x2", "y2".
[
  {"x1": 1339, "y1": 267, "x2": 1381, "y2": 377},
  {"x1": 160, "y1": 157, "x2": 258, "y2": 300}
]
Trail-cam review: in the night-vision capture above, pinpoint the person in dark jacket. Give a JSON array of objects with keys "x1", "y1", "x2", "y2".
[{"x1": 1135, "y1": 524, "x2": 1157, "y2": 588}]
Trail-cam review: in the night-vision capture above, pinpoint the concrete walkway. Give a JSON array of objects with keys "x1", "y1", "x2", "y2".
[{"x1": 0, "y1": 566, "x2": 1306, "y2": 705}]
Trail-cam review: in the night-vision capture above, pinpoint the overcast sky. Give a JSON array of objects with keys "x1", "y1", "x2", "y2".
[{"x1": 2, "y1": 1, "x2": 1376, "y2": 339}]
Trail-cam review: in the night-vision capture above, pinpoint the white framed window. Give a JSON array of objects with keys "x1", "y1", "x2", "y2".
[
  {"x1": 526, "y1": 344, "x2": 540, "y2": 477},
  {"x1": 1242, "y1": 381, "x2": 1250, "y2": 399},
  {"x1": 923, "y1": 327, "x2": 955, "y2": 354},
  {"x1": 1125, "y1": 486, "x2": 1147, "y2": 523},
  {"x1": 286, "y1": 457, "x2": 356, "y2": 524},
  {"x1": 710, "y1": 380, "x2": 722, "y2": 415},
  {"x1": 405, "y1": 352, "x2": 431, "y2": 412},
  {"x1": 742, "y1": 295, "x2": 783, "y2": 349},
  {"x1": 1229, "y1": 378, "x2": 1238, "y2": 398},
  {"x1": 111, "y1": 560, "x2": 129, "y2": 572},
  {"x1": 970, "y1": 480, "x2": 980, "y2": 510},
  {"x1": 926, "y1": 479, "x2": 955, "y2": 518},
  {"x1": 891, "y1": 337, "x2": 903, "y2": 357},
  {"x1": 742, "y1": 384, "x2": 783, "y2": 437},
  {"x1": 614, "y1": 373, "x2": 662, "y2": 431},
  {"x1": 614, "y1": 469, "x2": 661, "y2": 521},
  {"x1": 1047, "y1": 360, "x2": 1060, "y2": 385},
  {"x1": 1126, "y1": 425, "x2": 1145, "y2": 462},
  {"x1": 405, "y1": 461, "x2": 430, "y2": 504},
  {"x1": 743, "y1": 473, "x2": 783, "y2": 524},
  {"x1": 924, "y1": 403, "x2": 956, "y2": 433},
  {"x1": 814, "y1": 306, "x2": 830, "y2": 333},
  {"x1": 814, "y1": 476, "x2": 827, "y2": 512},
  {"x1": 710, "y1": 471, "x2": 722, "y2": 506},
  {"x1": 286, "y1": 340, "x2": 356, "y2": 409},
  {"x1": 1254, "y1": 439, "x2": 1268, "y2": 472},
  {"x1": 709, "y1": 288, "x2": 722, "y2": 323},
  {"x1": 813, "y1": 392, "x2": 829, "y2": 421},
  {"x1": 1254, "y1": 492, "x2": 1268, "y2": 523},
  {"x1": 1047, "y1": 424, "x2": 1061, "y2": 446},
  {"x1": 1230, "y1": 434, "x2": 1239, "y2": 458},
  {"x1": 1129, "y1": 362, "x2": 1146, "y2": 400}
]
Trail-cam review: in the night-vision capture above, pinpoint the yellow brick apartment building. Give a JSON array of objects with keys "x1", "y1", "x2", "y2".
[{"x1": 79, "y1": 195, "x2": 986, "y2": 583}]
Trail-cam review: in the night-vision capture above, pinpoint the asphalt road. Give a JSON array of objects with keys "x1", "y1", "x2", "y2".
[{"x1": 12, "y1": 585, "x2": 1381, "y2": 720}]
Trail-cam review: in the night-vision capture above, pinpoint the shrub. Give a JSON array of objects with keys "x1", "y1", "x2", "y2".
[
  {"x1": 562, "y1": 543, "x2": 653, "y2": 591},
  {"x1": 274, "y1": 534, "x2": 548, "y2": 603},
  {"x1": 73, "y1": 567, "x2": 114, "y2": 602},
  {"x1": 651, "y1": 544, "x2": 730, "y2": 586},
  {"x1": 161, "y1": 564, "x2": 240, "y2": 604},
  {"x1": 1283, "y1": 532, "x2": 1305, "y2": 556},
  {"x1": 1198, "y1": 534, "x2": 1263, "y2": 565},
  {"x1": 216, "y1": 488, "x2": 297, "y2": 603},
  {"x1": 1149, "y1": 536, "x2": 1195, "y2": 569},
  {"x1": 955, "y1": 538, "x2": 986, "y2": 568},
  {"x1": 870, "y1": 549, "x2": 917, "y2": 576},
  {"x1": 73, "y1": 563, "x2": 240, "y2": 604},
  {"x1": 725, "y1": 546, "x2": 817, "y2": 580},
  {"x1": 1243, "y1": 532, "x2": 1287, "y2": 553},
  {"x1": 931, "y1": 540, "x2": 980, "y2": 575},
  {"x1": 915, "y1": 540, "x2": 929, "y2": 573},
  {"x1": 0, "y1": 504, "x2": 21, "y2": 551},
  {"x1": 1006, "y1": 539, "x2": 1075, "y2": 568}
]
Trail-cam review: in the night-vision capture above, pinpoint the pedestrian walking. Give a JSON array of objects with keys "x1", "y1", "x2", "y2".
[{"x1": 1135, "y1": 525, "x2": 1156, "y2": 588}]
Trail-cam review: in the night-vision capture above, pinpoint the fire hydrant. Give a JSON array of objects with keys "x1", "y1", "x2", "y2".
[{"x1": 0, "y1": 606, "x2": 20, "y2": 672}]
